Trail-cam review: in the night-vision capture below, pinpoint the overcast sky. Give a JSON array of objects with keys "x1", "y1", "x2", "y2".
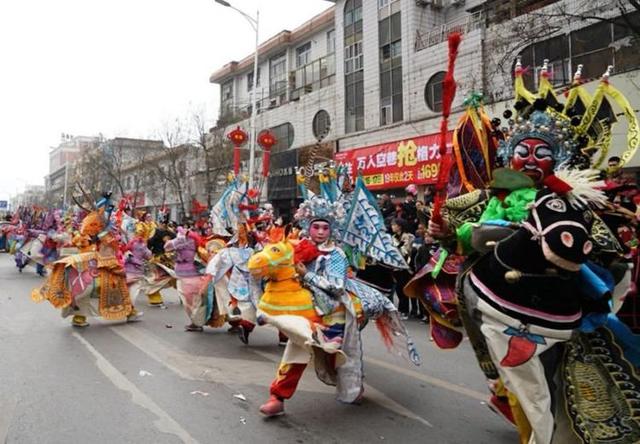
[{"x1": 0, "y1": 0, "x2": 332, "y2": 201}]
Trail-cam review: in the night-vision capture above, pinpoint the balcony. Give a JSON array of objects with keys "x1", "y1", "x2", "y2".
[
  {"x1": 289, "y1": 54, "x2": 336, "y2": 101},
  {"x1": 415, "y1": 11, "x2": 484, "y2": 51}
]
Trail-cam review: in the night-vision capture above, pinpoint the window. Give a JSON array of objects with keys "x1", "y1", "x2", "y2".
[
  {"x1": 312, "y1": 110, "x2": 331, "y2": 140},
  {"x1": 296, "y1": 42, "x2": 312, "y2": 68},
  {"x1": 379, "y1": 0, "x2": 390, "y2": 7},
  {"x1": 517, "y1": 16, "x2": 640, "y2": 89},
  {"x1": 425, "y1": 71, "x2": 445, "y2": 112},
  {"x1": 518, "y1": 34, "x2": 570, "y2": 90},
  {"x1": 246, "y1": 68, "x2": 261, "y2": 91},
  {"x1": 571, "y1": 21, "x2": 613, "y2": 79},
  {"x1": 266, "y1": 123, "x2": 295, "y2": 154},
  {"x1": 327, "y1": 29, "x2": 336, "y2": 54},
  {"x1": 344, "y1": 0, "x2": 364, "y2": 134},
  {"x1": 221, "y1": 80, "x2": 233, "y2": 112},
  {"x1": 269, "y1": 53, "x2": 287, "y2": 99},
  {"x1": 290, "y1": 54, "x2": 336, "y2": 100},
  {"x1": 379, "y1": 12, "x2": 403, "y2": 125},
  {"x1": 344, "y1": 41, "x2": 363, "y2": 74},
  {"x1": 486, "y1": 0, "x2": 561, "y2": 25},
  {"x1": 614, "y1": 12, "x2": 640, "y2": 73},
  {"x1": 345, "y1": 71, "x2": 365, "y2": 133}
]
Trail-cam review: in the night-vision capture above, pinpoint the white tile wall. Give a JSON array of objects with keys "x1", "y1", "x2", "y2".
[{"x1": 216, "y1": 0, "x2": 640, "y2": 168}]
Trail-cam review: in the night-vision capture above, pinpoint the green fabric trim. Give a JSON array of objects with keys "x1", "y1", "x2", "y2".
[
  {"x1": 456, "y1": 187, "x2": 537, "y2": 254},
  {"x1": 431, "y1": 248, "x2": 449, "y2": 279}
]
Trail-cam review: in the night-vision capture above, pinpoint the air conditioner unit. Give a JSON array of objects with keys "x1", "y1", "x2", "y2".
[{"x1": 450, "y1": 0, "x2": 464, "y2": 5}]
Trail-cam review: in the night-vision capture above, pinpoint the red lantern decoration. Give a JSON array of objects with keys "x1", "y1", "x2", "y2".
[
  {"x1": 258, "y1": 130, "x2": 277, "y2": 178},
  {"x1": 227, "y1": 126, "x2": 248, "y2": 175}
]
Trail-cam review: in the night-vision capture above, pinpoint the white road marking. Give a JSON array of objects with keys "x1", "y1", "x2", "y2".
[
  {"x1": 364, "y1": 356, "x2": 487, "y2": 402},
  {"x1": 112, "y1": 325, "x2": 484, "y2": 429},
  {"x1": 72, "y1": 332, "x2": 199, "y2": 444},
  {"x1": 0, "y1": 395, "x2": 17, "y2": 443}
]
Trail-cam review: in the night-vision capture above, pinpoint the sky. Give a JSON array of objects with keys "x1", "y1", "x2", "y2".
[{"x1": 0, "y1": 0, "x2": 333, "y2": 201}]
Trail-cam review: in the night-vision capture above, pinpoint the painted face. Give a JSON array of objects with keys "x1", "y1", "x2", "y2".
[
  {"x1": 309, "y1": 220, "x2": 331, "y2": 244},
  {"x1": 510, "y1": 138, "x2": 555, "y2": 184}
]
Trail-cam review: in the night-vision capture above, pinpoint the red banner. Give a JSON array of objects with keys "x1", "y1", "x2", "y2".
[{"x1": 334, "y1": 132, "x2": 453, "y2": 190}]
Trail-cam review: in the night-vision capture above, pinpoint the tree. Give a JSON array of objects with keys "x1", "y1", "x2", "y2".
[
  {"x1": 530, "y1": 0, "x2": 640, "y2": 39},
  {"x1": 72, "y1": 146, "x2": 107, "y2": 204},
  {"x1": 156, "y1": 118, "x2": 192, "y2": 219},
  {"x1": 481, "y1": 0, "x2": 640, "y2": 103},
  {"x1": 189, "y1": 105, "x2": 234, "y2": 207}
]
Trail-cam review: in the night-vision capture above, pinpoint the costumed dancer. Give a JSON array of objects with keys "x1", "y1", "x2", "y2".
[
  {"x1": 145, "y1": 208, "x2": 177, "y2": 306},
  {"x1": 121, "y1": 220, "x2": 157, "y2": 317},
  {"x1": 204, "y1": 175, "x2": 265, "y2": 341},
  {"x1": 164, "y1": 226, "x2": 208, "y2": 331},
  {"x1": 252, "y1": 166, "x2": 421, "y2": 417},
  {"x1": 419, "y1": 60, "x2": 640, "y2": 443},
  {"x1": 32, "y1": 193, "x2": 139, "y2": 327},
  {"x1": 252, "y1": 194, "x2": 365, "y2": 417}
]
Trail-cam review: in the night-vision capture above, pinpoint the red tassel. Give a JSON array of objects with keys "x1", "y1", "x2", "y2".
[
  {"x1": 233, "y1": 146, "x2": 241, "y2": 175},
  {"x1": 375, "y1": 317, "x2": 395, "y2": 352},
  {"x1": 432, "y1": 32, "x2": 462, "y2": 225},
  {"x1": 441, "y1": 32, "x2": 461, "y2": 119},
  {"x1": 262, "y1": 147, "x2": 271, "y2": 178}
]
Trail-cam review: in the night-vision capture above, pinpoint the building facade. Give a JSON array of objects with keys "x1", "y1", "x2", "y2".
[
  {"x1": 210, "y1": 0, "x2": 640, "y2": 206},
  {"x1": 45, "y1": 135, "x2": 102, "y2": 208}
]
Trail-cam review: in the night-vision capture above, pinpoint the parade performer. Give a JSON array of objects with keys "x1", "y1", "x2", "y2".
[
  {"x1": 32, "y1": 193, "x2": 138, "y2": 327},
  {"x1": 253, "y1": 166, "x2": 420, "y2": 417},
  {"x1": 145, "y1": 209, "x2": 176, "y2": 306},
  {"x1": 122, "y1": 220, "x2": 155, "y2": 312},
  {"x1": 252, "y1": 199, "x2": 365, "y2": 417},
  {"x1": 14, "y1": 206, "x2": 50, "y2": 276},
  {"x1": 203, "y1": 175, "x2": 266, "y2": 340},
  {"x1": 164, "y1": 226, "x2": 207, "y2": 331},
  {"x1": 417, "y1": 60, "x2": 640, "y2": 443}
]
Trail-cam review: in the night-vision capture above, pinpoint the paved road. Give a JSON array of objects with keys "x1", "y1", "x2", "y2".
[{"x1": 0, "y1": 255, "x2": 517, "y2": 443}]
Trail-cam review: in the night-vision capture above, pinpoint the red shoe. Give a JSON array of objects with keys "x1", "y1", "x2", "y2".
[
  {"x1": 259, "y1": 395, "x2": 284, "y2": 417},
  {"x1": 487, "y1": 394, "x2": 515, "y2": 427}
]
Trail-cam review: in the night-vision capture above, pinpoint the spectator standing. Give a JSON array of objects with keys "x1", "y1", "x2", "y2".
[{"x1": 391, "y1": 218, "x2": 415, "y2": 320}]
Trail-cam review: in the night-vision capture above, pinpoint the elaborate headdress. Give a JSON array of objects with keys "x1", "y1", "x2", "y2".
[
  {"x1": 497, "y1": 59, "x2": 639, "y2": 172},
  {"x1": 294, "y1": 165, "x2": 347, "y2": 232}
]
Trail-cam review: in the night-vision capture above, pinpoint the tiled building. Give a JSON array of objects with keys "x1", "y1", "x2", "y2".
[{"x1": 211, "y1": 0, "x2": 640, "y2": 213}]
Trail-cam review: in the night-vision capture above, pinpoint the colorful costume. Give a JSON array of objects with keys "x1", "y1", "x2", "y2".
[
  {"x1": 412, "y1": 61, "x2": 640, "y2": 443},
  {"x1": 252, "y1": 167, "x2": 420, "y2": 417},
  {"x1": 32, "y1": 195, "x2": 137, "y2": 327},
  {"x1": 165, "y1": 228, "x2": 208, "y2": 330}
]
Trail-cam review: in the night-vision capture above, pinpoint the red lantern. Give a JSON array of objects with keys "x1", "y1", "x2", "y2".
[
  {"x1": 227, "y1": 126, "x2": 248, "y2": 175},
  {"x1": 257, "y1": 130, "x2": 276, "y2": 150},
  {"x1": 258, "y1": 130, "x2": 277, "y2": 178}
]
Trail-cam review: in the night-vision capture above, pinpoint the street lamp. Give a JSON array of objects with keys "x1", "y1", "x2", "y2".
[{"x1": 214, "y1": 0, "x2": 260, "y2": 189}]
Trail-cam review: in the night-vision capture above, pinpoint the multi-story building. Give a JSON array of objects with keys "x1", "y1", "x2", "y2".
[
  {"x1": 45, "y1": 135, "x2": 102, "y2": 208},
  {"x1": 210, "y1": 0, "x2": 640, "y2": 213},
  {"x1": 11, "y1": 184, "x2": 46, "y2": 209}
]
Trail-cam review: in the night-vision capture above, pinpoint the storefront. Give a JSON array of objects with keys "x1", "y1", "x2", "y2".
[
  {"x1": 334, "y1": 131, "x2": 452, "y2": 198},
  {"x1": 267, "y1": 142, "x2": 336, "y2": 219}
]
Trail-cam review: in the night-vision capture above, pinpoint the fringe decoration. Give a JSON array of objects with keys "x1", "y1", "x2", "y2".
[{"x1": 549, "y1": 168, "x2": 608, "y2": 209}]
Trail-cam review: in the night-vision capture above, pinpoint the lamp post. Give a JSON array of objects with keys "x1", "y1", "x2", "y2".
[{"x1": 214, "y1": 0, "x2": 260, "y2": 189}]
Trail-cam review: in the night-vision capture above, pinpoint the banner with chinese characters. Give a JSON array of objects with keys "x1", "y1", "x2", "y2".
[{"x1": 334, "y1": 132, "x2": 453, "y2": 190}]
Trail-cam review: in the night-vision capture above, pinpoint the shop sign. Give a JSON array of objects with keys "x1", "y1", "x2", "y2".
[{"x1": 334, "y1": 132, "x2": 452, "y2": 190}]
